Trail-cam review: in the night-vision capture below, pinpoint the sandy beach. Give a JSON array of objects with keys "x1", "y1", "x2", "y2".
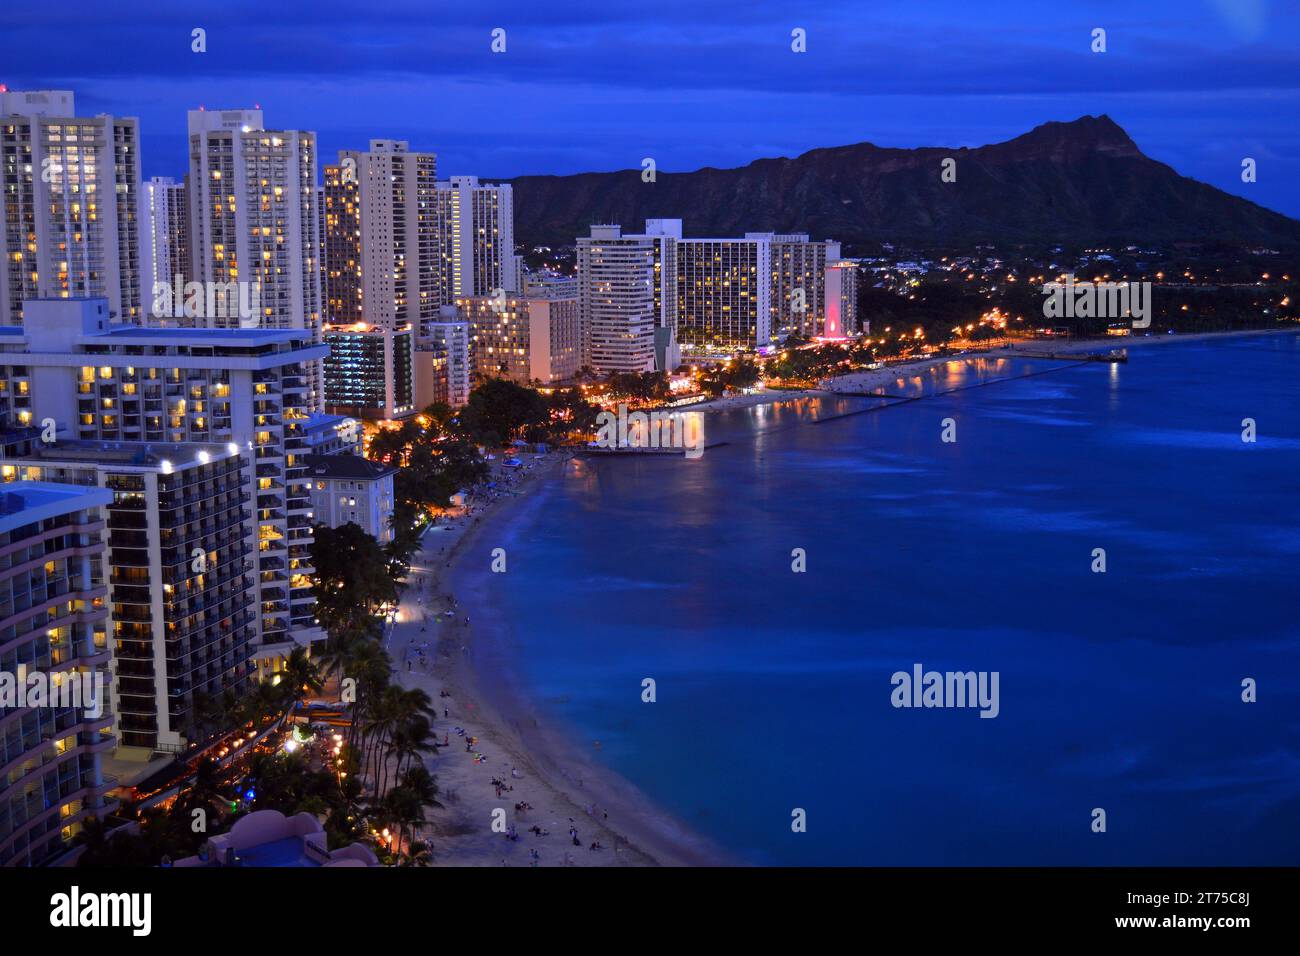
[
  {"x1": 384, "y1": 325, "x2": 1294, "y2": 867},
  {"x1": 390, "y1": 451, "x2": 732, "y2": 866}
]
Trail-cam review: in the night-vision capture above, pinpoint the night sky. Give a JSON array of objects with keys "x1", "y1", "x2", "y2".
[{"x1": 2, "y1": 0, "x2": 1297, "y2": 217}]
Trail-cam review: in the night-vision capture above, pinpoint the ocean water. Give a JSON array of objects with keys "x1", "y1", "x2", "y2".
[{"x1": 467, "y1": 334, "x2": 1300, "y2": 865}]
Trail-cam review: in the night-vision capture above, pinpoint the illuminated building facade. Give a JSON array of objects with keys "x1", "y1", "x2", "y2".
[
  {"x1": 759, "y1": 233, "x2": 843, "y2": 339},
  {"x1": 1, "y1": 297, "x2": 327, "y2": 666},
  {"x1": 458, "y1": 293, "x2": 579, "y2": 385},
  {"x1": 305, "y1": 453, "x2": 396, "y2": 545},
  {"x1": 321, "y1": 141, "x2": 436, "y2": 419},
  {"x1": 186, "y1": 108, "x2": 323, "y2": 408},
  {"x1": 0, "y1": 481, "x2": 116, "y2": 866},
  {"x1": 415, "y1": 312, "x2": 472, "y2": 409},
  {"x1": 436, "y1": 176, "x2": 519, "y2": 299},
  {"x1": 676, "y1": 234, "x2": 772, "y2": 354},
  {"x1": 0, "y1": 90, "x2": 143, "y2": 328},
  {"x1": 823, "y1": 259, "x2": 859, "y2": 338},
  {"x1": 141, "y1": 176, "x2": 189, "y2": 319},
  {"x1": 2, "y1": 440, "x2": 256, "y2": 756},
  {"x1": 576, "y1": 225, "x2": 659, "y2": 374}
]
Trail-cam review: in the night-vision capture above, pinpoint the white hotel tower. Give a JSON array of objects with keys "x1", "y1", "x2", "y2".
[
  {"x1": 140, "y1": 176, "x2": 189, "y2": 312},
  {"x1": 436, "y1": 176, "x2": 519, "y2": 299},
  {"x1": 2, "y1": 297, "x2": 328, "y2": 665},
  {"x1": 0, "y1": 90, "x2": 143, "y2": 328},
  {"x1": 575, "y1": 221, "x2": 680, "y2": 374},
  {"x1": 186, "y1": 108, "x2": 323, "y2": 408}
]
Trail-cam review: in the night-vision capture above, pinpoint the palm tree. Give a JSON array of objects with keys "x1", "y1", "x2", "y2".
[
  {"x1": 367, "y1": 686, "x2": 438, "y2": 797},
  {"x1": 391, "y1": 765, "x2": 441, "y2": 863},
  {"x1": 189, "y1": 687, "x2": 238, "y2": 741},
  {"x1": 324, "y1": 760, "x2": 368, "y2": 849},
  {"x1": 389, "y1": 714, "x2": 439, "y2": 782},
  {"x1": 316, "y1": 623, "x2": 372, "y2": 685},
  {"x1": 400, "y1": 765, "x2": 441, "y2": 811},
  {"x1": 234, "y1": 680, "x2": 286, "y2": 731},
  {"x1": 73, "y1": 814, "x2": 114, "y2": 865},
  {"x1": 180, "y1": 757, "x2": 230, "y2": 829},
  {"x1": 380, "y1": 765, "x2": 442, "y2": 864},
  {"x1": 360, "y1": 684, "x2": 403, "y2": 797},
  {"x1": 278, "y1": 646, "x2": 323, "y2": 715},
  {"x1": 403, "y1": 839, "x2": 434, "y2": 867},
  {"x1": 344, "y1": 641, "x2": 391, "y2": 755}
]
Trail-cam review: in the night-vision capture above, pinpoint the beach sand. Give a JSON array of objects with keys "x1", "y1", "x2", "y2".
[
  {"x1": 386, "y1": 326, "x2": 1293, "y2": 866},
  {"x1": 392, "y1": 452, "x2": 732, "y2": 867}
]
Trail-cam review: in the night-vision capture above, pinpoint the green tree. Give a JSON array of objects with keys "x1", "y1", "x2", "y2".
[
  {"x1": 310, "y1": 522, "x2": 399, "y2": 635},
  {"x1": 457, "y1": 379, "x2": 549, "y2": 446}
]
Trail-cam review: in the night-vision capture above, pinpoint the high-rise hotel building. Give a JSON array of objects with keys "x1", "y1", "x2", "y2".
[
  {"x1": 0, "y1": 480, "x2": 117, "y2": 866},
  {"x1": 761, "y1": 234, "x2": 843, "y2": 339},
  {"x1": 458, "y1": 292, "x2": 580, "y2": 386},
  {"x1": 2, "y1": 438, "x2": 256, "y2": 757},
  {"x1": 824, "y1": 257, "x2": 859, "y2": 338},
  {"x1": 576, "y1": 224, "x2": 670, "y2": 375},
  {"x1": 414, "y1": 310, "x2": 472, "y2": 410},
  {"x1": 186, "y1": 108, "x2": 323, "y2": 408},
  {"x1": 0, "y1": 90, "x2": 143, "y2": 328},
  {"x1": 141, "y1": 176, "x2": 189, "y2": 317},
  {"x1": 321, "y1": 141, "x2": 437, "y2": 419},
  {"x1": 436, "y1": 176, "x2": 519, "y2": 300},
  {"x1": 676, "y1": 233, "x2": 772, "y2": 354},
  {"x1": 1, "y1": 298, "x2": 326, "y2": 669}
]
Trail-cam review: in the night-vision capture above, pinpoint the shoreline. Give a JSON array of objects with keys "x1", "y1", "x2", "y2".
[
  {"x1": 393, "y1": 452, "x2": 735, "y2": 866},
  {"x1": 684, "y1": 325, "x2": 1299, "y2": 413},
  {"x1": 393, "y1": 324, "x2": 1295, "y2": 866}
]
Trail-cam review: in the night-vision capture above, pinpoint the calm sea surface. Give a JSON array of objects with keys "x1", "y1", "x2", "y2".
[{"x1": 466, "y1": 334, "x2": 1300, "y2": 864}]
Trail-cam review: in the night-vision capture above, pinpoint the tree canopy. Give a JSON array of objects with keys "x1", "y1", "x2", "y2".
[{"x1": 456, "y1": 379, "x2": 550, "y2": 446}]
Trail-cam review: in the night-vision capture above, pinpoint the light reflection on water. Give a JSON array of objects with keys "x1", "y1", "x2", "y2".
[{"x1": 473, "y1": 336, "x2": 1300, "y2": 865}]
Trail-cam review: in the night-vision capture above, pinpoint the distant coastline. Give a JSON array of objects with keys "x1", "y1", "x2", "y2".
[{"x1": 685, "y1": 326, "x2": 1300, "y2": 415}]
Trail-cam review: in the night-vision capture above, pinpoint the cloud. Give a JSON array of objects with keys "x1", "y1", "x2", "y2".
[{"x1": 4, "y1": 0, "x2": 1297, "y2": 215}]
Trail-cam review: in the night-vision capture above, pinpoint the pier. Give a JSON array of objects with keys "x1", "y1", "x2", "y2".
[
  {"x1": 1011, "y1": 349, "x2": 1127, "y2": 363},
  {"x1": 579, "y1": 441, "x2": 729, "y2": 456},
  {"x1": 824, "y1": 391, "x2": 910, "y2": 399}
]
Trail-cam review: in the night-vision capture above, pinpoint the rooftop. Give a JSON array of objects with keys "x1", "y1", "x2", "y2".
[
  {"x1": 17, "y1": 438, "x2": 241, "y2": 470},
  {"x1": 0, "y1": 480, "x2": 113, "y2": 533},
  {"x1": 89, "y1": 326, "x2": 316, "y2": 345},
  {"x1": 304, "y1": 454, "x2": 395, "y2": 481},
  {"x1": 305, "y1": 412, "x2": 356, "y2": 430}
]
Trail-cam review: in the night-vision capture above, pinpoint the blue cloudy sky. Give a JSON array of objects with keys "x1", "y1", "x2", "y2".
[{"x1": 2, "y1": 0, "x2": 1298, "y2": 216}]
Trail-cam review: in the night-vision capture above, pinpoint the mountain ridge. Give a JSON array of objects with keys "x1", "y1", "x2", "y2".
[{"x1": 503, "y1": 116, "x2": 1300, "y2": 249}]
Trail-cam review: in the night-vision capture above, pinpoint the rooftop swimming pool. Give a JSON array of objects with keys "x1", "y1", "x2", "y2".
[{"x1": 234, "y1": 837, "x2": 317, "y2": 867}]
